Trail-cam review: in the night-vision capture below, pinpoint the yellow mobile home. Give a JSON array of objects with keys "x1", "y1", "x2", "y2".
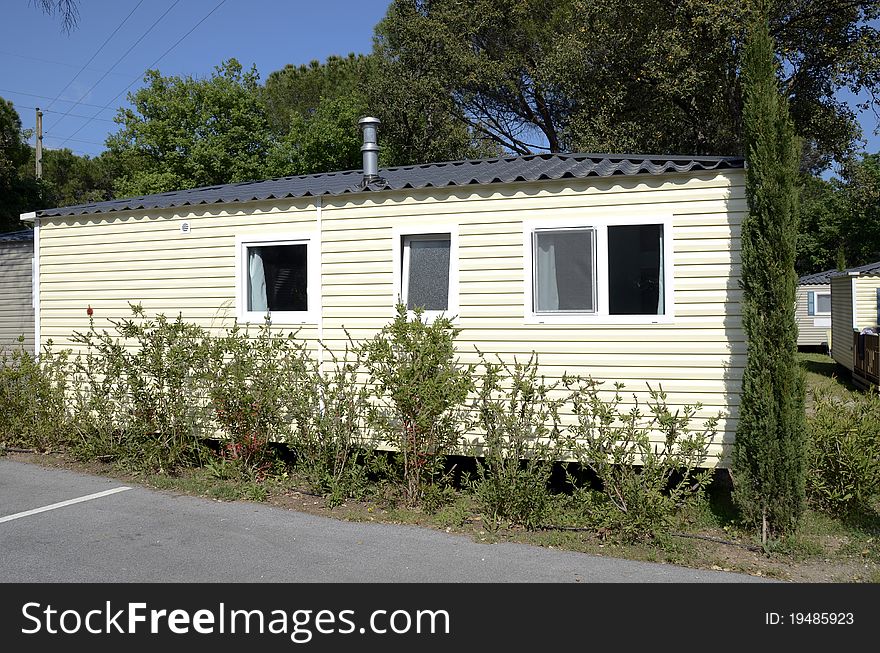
[
  {"x1": 830, "y1": 262, "x2": 880, "y2": 385},
  {"x1": 22, "y1": 127, "x2": 746, "y2": 464}
]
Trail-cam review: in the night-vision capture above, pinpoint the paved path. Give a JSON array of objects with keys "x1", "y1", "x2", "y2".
[{"x1": 0, "y1": 459, "x2": 768, "y2": 583}]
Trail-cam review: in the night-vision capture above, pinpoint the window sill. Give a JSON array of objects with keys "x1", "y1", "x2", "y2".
[
  {"x1": 237, "y1": 311, "x2": 319, "y2": 326},
  {"x1": 525, "y1": 313, "x2": 675, "y2": 326}
]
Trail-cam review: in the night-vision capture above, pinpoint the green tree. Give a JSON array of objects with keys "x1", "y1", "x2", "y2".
[
  {"x1": 266, "y1": 95, "x2": 367, "y2": 177},
  {"x1": 0, "y1": 98, "x2": 40, "y2": 231},
  {"x1": 376, "y1": 0, "x2": 879, "y2": 170},
  {"x1": 107, "y1": 59, "x2": 273, "y2": 196},
  {"x1": 733, "y1": 9, "x2": 806, "y2": 544},
  {"x1": 795, "y1": 174, "x2": 846, "y2": 274},
  {"x1": 262, "y1": 54, "x2": 372, "y2": 137},
  {"x1": 839, "y1": 153, "x2": 880, "y2": 265},
  {"x1": 795, "y1": 153, "x2": 880, "y2": 275},
  {"x1": 23, "y1": 148, "x2": 118, "y2": 209},
  {"x1": 263, "y1": 52, "x2": 492, "y2": 168}
]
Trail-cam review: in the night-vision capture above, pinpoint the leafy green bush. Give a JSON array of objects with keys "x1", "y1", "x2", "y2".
[
  {"x1": 564, "y1": 378, "x2": 716, "y2": 541},
  {"x1": 284, "y1": 341, "x2": 375, "y2": 506},
  {"x1": 469, "y1": 353, "x2": 564, "y2": 530},
  {"x1": 360, "y1": 304, "x2": 473, "y2": 505},
  {"x1": 0, "y1": 340, "x2": 70, "y2": 451},
  {"x1": 806, "y1": 387, "x2": 880, "y2": 515},
  {"x1": 206, "y1": 320, "x2": 304, "y2": 471},
  {"x1": 68, "y1": 304, "x2": 211, "y2": 472}
]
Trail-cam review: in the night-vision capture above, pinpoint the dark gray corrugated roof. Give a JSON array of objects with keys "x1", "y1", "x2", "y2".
[
  {"x1": 798, "y1": 268, "x2": 837, "y2": 285},
  {"x1": 799, "y1": 260, "x2": 880, "y2": 285},
  {"x1": 0, "y1": 229, "x2": 34, "y2": 242},
  {"x1": 35, "y1": 152, "x2": 745, "y2": 218},
  {"x1": 836, "y1": 260, "x2": 880, "y2": 277}
]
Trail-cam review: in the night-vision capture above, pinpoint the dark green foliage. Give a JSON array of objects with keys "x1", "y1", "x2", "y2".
[
  {"x1": 262, "y1": 54, "x2": 373, "y2": 138},
  {"x1": 0, "y1": 98, "x2": 40, "y2": 231},
  {"x1": 263, "y1": 52, "x2": 493, "y2": 169},
  {"x1": 265, "y1": 95, "x2": 368, "y2": 177},
  {"x1": 796, "y1": 154, "x2": 880, "y2": 275},
  {"x1": 806, "y1": 387, "x2": 880, "y2": 516},
  {"x1": 377, "y1": 0, "x2": 879, "y2": 170},
  {"x1": 360, "y1": 304, "x2": 474, "y2": 505},
  {"x1": 733, "y1": 11, "x2": 806, "y2": 541}
]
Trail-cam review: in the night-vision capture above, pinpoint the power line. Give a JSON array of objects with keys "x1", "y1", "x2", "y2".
[
  {"x1": 0, "y1": 49, "x2": 133, "y2": 77},
  {"x1": 57, "y1": 0, "x2": 228, "y2": 149},
  {"x1": 45, "y1": 0, "x2": 182, "y2": 134},
  {"x1": 0, "y1": 87, "x2": 114, "y2": 111},
  {"x1": 44, "y1": 0, "x2": 146, "y2": 112},
  {"x1": 10, "y1": 103, "x2": 117, "y2": 124},
  {"x1": 43, "y1": 134, "x2": 106, "y2": 147}
]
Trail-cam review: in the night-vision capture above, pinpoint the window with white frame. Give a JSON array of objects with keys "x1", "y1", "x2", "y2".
[
  {"x1": 402, "y1": 234, "x2": 451, "y2": 311},
  {"x1": 236, "y1": 234, "x2": 318, "y2": 323},
  {"x1": 807, "y1": 291, "x2": 831, "y2": 316},
  {"x1": 607, "y1": 224, "x2": 665, "y2": 315},
  {"x1": 395, "y1": 229, "x2": 458, "y2": 318},
  {"x1": 527, "y1": 219, "x2": 671, "y2": 322},
  {"x1": 533, "y1": 228, "x2": 596, "y2": 313}
]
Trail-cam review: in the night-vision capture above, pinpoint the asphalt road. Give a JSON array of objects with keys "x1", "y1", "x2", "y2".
[{"x1": 0, "y1": 459, "x2": 769, "y2": 583}]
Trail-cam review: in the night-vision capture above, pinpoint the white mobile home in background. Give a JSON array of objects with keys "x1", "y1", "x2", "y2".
[{"x1": 796, "y1": 269, "x2": 833, "y2": 349}]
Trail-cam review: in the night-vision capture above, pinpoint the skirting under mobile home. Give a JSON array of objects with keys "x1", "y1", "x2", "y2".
[
  {"x1": 0, "y1": 229, "x2": 35, "y2": 352},
  {"x1": 24, "y1": 152, "x2": 747, "y2": 464}
]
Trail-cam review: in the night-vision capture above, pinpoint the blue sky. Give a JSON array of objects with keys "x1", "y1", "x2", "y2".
[
  {"x1": 1, "y1": 0, "x2": 877, "y2": 169},
  {"x1": 1, "y1": 0, "x2": 390, "y2": 157}
]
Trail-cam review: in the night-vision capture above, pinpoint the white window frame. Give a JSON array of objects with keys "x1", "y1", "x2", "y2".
[
  {"x1": 392, "y1": 225, "x2": 459, "y2": 321},
  {"x1": 523, "y1": 214, "x2": 674, "y2": 325},
  {"x1": 813, "y1": 291, "x2": 831, "y2": 316},
  {"x1": 235, "y1": 232, "x2": 320, "y2": 324}
]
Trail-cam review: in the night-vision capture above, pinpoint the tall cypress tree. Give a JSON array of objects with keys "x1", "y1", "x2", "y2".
[{"x1": 733, "y1": 7, "x2": 805, "y2": 544}]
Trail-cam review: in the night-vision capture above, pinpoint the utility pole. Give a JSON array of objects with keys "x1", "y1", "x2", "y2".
[{"x1": 35, "y1": 107, "x2": 43, "y2": 179}]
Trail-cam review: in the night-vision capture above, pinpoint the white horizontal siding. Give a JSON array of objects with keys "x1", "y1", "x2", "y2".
[
  {"x1": 796, "y1": 284, "x2": 831, "y2": 347},
  {"x1": 830, "y1": 275, "x2": 854, "y2": 370},
  {"x1": 38, "y1": 170, "x2": 745, "y2": 464}
]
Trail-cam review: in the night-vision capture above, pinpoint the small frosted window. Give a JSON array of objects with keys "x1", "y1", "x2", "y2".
[
  {"x1": 247, "y1": 244, "x2": 307, "y2": 313},
  {"x1": 404, "y1": 236, "x2": 450, "y2": 311},
  {"x1": 533, "y1": 229, "x2": 595, "y2": 312},
  {"x1": 816, "y1": 293, "x2": 831, "y2": 314}
]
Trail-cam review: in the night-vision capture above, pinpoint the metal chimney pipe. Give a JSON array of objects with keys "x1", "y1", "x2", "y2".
[{"x1": 358, "y1": 116, "x2": 381, "y2": 184}]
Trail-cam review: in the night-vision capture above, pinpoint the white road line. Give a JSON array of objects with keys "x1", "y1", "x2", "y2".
[{"x1": 0, "y1": 486, "x2": 131, "y2": 524}]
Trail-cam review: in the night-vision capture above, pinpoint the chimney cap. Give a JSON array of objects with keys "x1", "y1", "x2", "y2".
[{"x1": 358, "y1": 116, "x2": 381, "y2": 127}]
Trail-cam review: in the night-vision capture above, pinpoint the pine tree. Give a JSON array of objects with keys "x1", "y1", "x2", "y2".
[{"x1": 732, "y1": 7, "x2": 806, "y2": 544}]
